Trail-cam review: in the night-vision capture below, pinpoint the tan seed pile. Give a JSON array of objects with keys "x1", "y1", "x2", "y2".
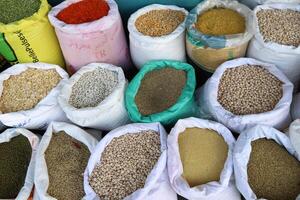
[
  {"x1": 0, "y1": 68, "x2": 61, "y2": 113},
  {"x1": 218, "y1": 65, "x2": 282, "y2": 115},
  {"x1": 45, "y1": 132, "x2": 90, "y2": 200},
  {"x1": 257, "y1": 9, "x2": 300, "y2": 47},
  {"x1": 135, "y1": 9, "x2": 186, "y2": 37},
  {"x1": 89, "y1": 130, "x2": 161, "y2": 200},
  {"x1": 248, "y1": 139, "x2": 300, "y2": 200}
]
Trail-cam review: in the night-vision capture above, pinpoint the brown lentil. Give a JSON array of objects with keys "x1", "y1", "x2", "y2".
[
  {"x1": 0, "y1": 135, "x2": 32, "y2": 199},
  {"x1": 248, "y1": 139, "x2": 300, "y2": 200},
  {"x1": 135, "y1": 67, "x2": 186, "y2": 116},
  {"x1": 89, "y1": 130, "x2": 161, "y2": 200},
  {"x1": 179, "y1": 128, "x2": 228, "y2": 187},
  {"x1": 45, "y1": 132, "x2": 90, "y2": 200},
  {"x1": 196, "y1": 8, "x2": 246, "y2": 36},
  {"x1": 135, "y1": 9, "x2": 186, "y2": 37},
  {"x1": 0, "y1": 68, "x2": 62, "y2": 113},
  {"x1": 257, "y1": 9, "x2": 300, "y2": 47},
  {"x1": 217, "y1": 65, "x2": 282, "y2": 115}
]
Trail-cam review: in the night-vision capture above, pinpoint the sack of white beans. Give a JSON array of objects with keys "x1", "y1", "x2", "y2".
[
  {"x1": 0, "y1": 62, "x2": 69, "y2": 130},
  {"x1": 128, "y1": 4, "x2": 188, "y2": 68},
  {"x1": 84, "y1": 122, "x2": 177, "y2": 200},
  {"x1": 197, "y1": 57, "x2": 293, "y2": 133},
  {"x1": 247, "y1": 3, "x2": 300, "y2": 88},
  {"x1": 48, "y1": 0, "x2": 131, "y2": 74},
  {"x1": 58, "y1": 63, "x2": 130, "y2": 131},
  {"x1": 0, "y1": 128, "x2": 39, "y2": 200},
  {"x1": 167, "y1": 117, "x2": 240, "y2": 200},
  {"x1": 34, "y1": 122, "x2": 98, "y2": 200},
  {"x1": 233, "y1": 125, "x2": 300, "y2": 200}
]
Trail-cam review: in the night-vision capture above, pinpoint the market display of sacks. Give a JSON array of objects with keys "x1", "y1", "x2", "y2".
[
  {"x1": 247, "y1": 3, "x2": 300, "y2": 89},
  {"x1": 186, "y1": 0, "x2": 253, "y2": 73},
  {"x1": 0, "y1": 0, "x2": 65, "y2": 67},
  {"x1": 0, "y1": 128, "x2": 39, "y2": 200},
  {"x1": 58, "y1": 63, "x2": 130, "y2": 131},
  {"x1": 0, "y1": 62, "x2": 69, "y2": 129},
  {"x1": 128, "y1": 4, "x2": 188, "y2": 68},
  {"x1": 125, "y1": 60, "x2": 198, "y2": 126},
  {"x1": 48, "y1": 0, "x2": 131, "y2": 74},
  {"x1": 197, "y1": 57, "x2": 294, "y2": 133},
  {"x1": 34, "y1": 122, "x2": 98, "y2": 200},
  {"x1": 233, "y1": 125, "x2": 300, "y2": 200},
  {"x1": 168, "y1": 117, "x2": 241, "y2": 200},
  {"x1": 84, "y1": 122, "x2": 177, "y2": 200}
]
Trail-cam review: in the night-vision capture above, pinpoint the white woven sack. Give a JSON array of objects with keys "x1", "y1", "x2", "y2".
[
  {"x1": 233, "y1": 125, "x2": 300, "y2": 200},
  {"x1": 58, "y1": 63, "x2": 130, "y2": 131},
  {"x1": 0, "y1": 63, "x2": 69, "y2": 130},
  {"x1": 197, "y1": 57, "x2": 293, "y2": 133},
  {"x1": 288, "y1": 119, "x2": 300, "y2": 157},
  {"x1": 34, "y1": 121, "x2": 98, "y2": 200},
  {"x1": 84, "y1": 122, "x2": 177, "y2": 200},
  {"x1": 128, "y1": 4, "x2": 188, "y2": 68},
  {"x1": 167, "y1": 117, "x2": 240, "y2": 200},
  {"x1": 0, "y1": 128, "x2": 39, "y2": 200},
  {"x1": 247, "y1": 3, "x2": 300, "y2": 87}
]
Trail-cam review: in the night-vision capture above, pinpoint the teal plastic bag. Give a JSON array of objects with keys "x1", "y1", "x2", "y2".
[{"x1": 125, "y1": 60, "x2": 197, "y2": 125}]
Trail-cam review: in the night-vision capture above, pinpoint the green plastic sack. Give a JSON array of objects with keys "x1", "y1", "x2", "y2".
[{"x1": 125, "y1": 60, "x2": 197, "y2": 125}]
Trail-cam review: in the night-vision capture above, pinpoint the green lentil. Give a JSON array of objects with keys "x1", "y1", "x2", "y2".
[
  {"x1": 0, "y1": 135, "x2": 32, "y2": 199},
  {"x1": 0, "y1": 0, "x2": 41, "y2": 24}
]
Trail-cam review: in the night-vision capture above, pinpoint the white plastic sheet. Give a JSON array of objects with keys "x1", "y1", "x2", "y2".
[
  {"x1": 197, "y1": 57, "x2": 293, "y2": 133},
  {"x1": 0, "y1": 63, "x2": 69, "y2": 129},
  {"x1": 0, "y1": 128, "x2": 39, "y2": 200},
  {"x1": 167, "y1": 117, "x2": 240, "y2": 200},
  {"x1": 84, "y1": 122, "x2": 177, "y2": 200}
]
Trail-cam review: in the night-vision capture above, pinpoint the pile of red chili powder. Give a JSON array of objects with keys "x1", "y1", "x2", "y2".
[{"x1": 56, "y1": 0, "x2": 110, "y2": 24}]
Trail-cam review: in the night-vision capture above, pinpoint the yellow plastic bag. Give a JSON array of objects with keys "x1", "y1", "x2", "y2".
[{"x1": 0, "y1": 0, "x2": 65, "y2": 67}]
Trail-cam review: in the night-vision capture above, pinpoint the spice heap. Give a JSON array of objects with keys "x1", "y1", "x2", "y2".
[
  {"x1": 135, "y1": 9, "x2": 186, "y2": 37},
  {"x1": 179, "y1": 128, "x2": 228, "y2": 187},
  {"x1": 57, "y1": 0, "x2": 109, "y2": 24},
  {"x1": 0, "y1": 0, "x2": 41, "y2": 24},
  {"x1": 45, "y1": 132, "x2": 90, "y2": 200},
  {"x1": 89, "y1": 130, "x2": 161, "y2": 200},
  {"x1": 69, "y1": 68, "x2": 118, "y2": 109},
  {"x1": 0, "y1": 135, "x2": 32, "y2": 199},
  {"x1": 217, "y1": 65, "x2": 282, "y2": 115},
  {"x1": 0, "y1": 68, "x2": 62, "y2": 113},
  {"x1": 248, "y1": 139, "x2": 300, "y2": 200},
  {"x1": 257, "y1": 9, "x2": 300, "y2": 47},
  {"x1": 196, "y1": 8, "x2": 246, "y2": 36},
  {"x1": 135, "y1": 68, "x2": 186, "y2": 116}
]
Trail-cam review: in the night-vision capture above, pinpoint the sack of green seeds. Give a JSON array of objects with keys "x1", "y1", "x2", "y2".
[
  {"x1": 84, "y1": 122, "x2": 177, "y2": 200},
  {"x1": 125, "y1": 60, "x2": 198, "y2": 126},
  {"x1": 0, "y1": 128, "x2": 39, "y2": 200},
  {"x1": 34, "y1": 121, "x2": 98, "y2": 200},
  {"x1": 197, "y1": 57, "x2": 294, "y2": 133},
  {"x1": 0, "y1": 62, "x2": 69, "y2": 130},
  {"x1": 233, "y1": 125, "x2": 300, "y2": 200},
  {"x1": 0, "y1": 0, "x2": 65, "y2": 67},
  {"x1": 58, "y1": 63, "x2": 130, "y2": 131}
]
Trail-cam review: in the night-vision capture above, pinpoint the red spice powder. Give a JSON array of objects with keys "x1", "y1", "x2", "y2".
[{"x1": 56, "y1": 0, "x2": 110, "y2": 24}]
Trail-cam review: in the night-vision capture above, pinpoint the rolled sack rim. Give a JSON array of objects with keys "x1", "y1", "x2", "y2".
[
  {"x1": 48, "y1": 0, "x2": 120, "y2": 34},
  {"x1": 127, "y1": 4, "x2": 189, "y2": 44}
]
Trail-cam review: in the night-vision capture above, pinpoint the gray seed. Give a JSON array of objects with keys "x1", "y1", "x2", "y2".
[
  {"x1": 69, "y1": 68, "x2": 118, "y2": 109},
  {"x1": 217, "y1": 65, "x2": 283, "y2": 115}
]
